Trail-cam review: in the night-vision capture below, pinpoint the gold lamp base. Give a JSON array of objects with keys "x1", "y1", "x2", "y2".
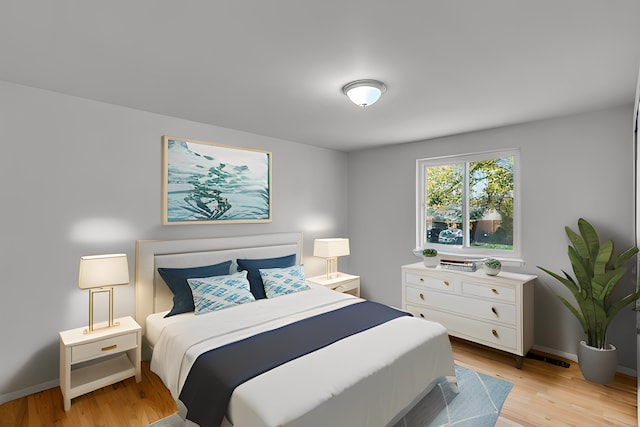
[{"x1": 83, "y1": 287, "x2": 120, "y2": 334}]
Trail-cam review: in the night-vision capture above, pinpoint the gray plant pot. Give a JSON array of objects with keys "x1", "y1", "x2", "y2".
[
  {"x1": 577, "y1": 340, "x2": 617, "y2": 384},
  {"x1": 423, "y1": 256, "x2": 439, "y2": 268},
  {"x1": 481, "y1": 264, "x2": 501, "y2": 276}
]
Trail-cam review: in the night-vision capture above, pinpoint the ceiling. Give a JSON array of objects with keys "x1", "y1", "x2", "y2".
[{"x1": 2, "y1": 1, "x2": 639, "y2": 152}]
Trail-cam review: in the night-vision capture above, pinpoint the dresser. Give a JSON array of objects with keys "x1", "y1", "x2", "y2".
[{"x1": 401, "y1": 262, "x2": 535, "y2": 367}]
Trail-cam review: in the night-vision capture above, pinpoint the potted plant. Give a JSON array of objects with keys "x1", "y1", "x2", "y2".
[
  {"x1": 422, "y1": 248, "x2": 439, "y2": 268},
  {"x1": 537, "y1": 218, "x2": 639, "y2": 384},
  {"x1": 482, "y1": 258, "x2": 502, "y2": 276}
]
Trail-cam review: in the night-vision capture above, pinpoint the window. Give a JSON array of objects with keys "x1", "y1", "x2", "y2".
[{"x1": 416, "y1": 149, "x2": 520, "y2": 260}]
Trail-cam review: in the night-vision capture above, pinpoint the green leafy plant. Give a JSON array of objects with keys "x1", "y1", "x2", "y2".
[
  {"x1": 537, "y1": 218, "x2": 639, "y2": 349},
  {"x1": 484, "y1": 258, "x2": 501, "y2": 269},
  {"x1": 422, "y1": 248, "x2": 438, "y2": 257}
]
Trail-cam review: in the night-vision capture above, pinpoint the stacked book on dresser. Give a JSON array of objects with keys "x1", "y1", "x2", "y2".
[{"x1": 438, "y1": 255, "x2": 477, "y2": 272}]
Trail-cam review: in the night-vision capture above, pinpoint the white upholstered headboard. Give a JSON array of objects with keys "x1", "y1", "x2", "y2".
[{"x1": 134, "y1": 233, "x2": 303, "y2": 336}]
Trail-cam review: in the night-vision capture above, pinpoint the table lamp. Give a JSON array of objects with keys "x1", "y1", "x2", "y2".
[
  {"x1": 313, "y1": 238, "x2": 350, "y2": 280},
  {"x1": 78, "y1": 254, "x2": 129, "y2": 334}
]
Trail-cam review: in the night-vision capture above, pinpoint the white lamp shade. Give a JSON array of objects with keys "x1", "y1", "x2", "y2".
[
  {"x1": 313, "y1": 238, "x2": 350, "y2": 258},
  {"x1": 78, "y1": 254, "x2": 129, "y2": 289}
]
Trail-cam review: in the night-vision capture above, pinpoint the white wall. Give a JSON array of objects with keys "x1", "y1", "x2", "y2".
[
  {"x1": 0, "y1": 81, "x2": 349, "y2": 403},
  {"x1": 347, "y1": 105, "x2": 637, "y2": 372}
]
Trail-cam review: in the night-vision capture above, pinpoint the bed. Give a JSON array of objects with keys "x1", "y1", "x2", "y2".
[{"x1": 135, "y1": 233, "x2": 456, "y2": 427}]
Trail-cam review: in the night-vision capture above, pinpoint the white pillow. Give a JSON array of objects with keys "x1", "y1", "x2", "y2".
[
  {"x1": 259, "y1": 264, "x2": 310, "y2": 298},
  {"x1": 187, "y1": 270, "x2": 255, "y2": 314}
]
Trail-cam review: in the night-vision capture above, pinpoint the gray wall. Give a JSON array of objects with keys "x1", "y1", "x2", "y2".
[
  {"x1": 347, "y1": 105, "x2": 637, "y2": 371},
  {"x1": 0, "y1": 80, "x2": 349, "y2": 403},
  {"x1": 1, "y1": 78, "x2": 636, "y2": 403}
]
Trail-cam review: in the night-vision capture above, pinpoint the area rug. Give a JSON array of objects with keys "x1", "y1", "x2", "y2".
[
  {"x1": 394, "y1": 364, "x2": 513, "y2": 427},
  {"x1": 149, "y1": 364, "x2": 512, "y2": 427}
]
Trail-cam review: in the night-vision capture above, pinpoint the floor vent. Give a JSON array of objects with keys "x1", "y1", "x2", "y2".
[{"x1": 526, "y1": 352, "x2": 571, "y2": 368}]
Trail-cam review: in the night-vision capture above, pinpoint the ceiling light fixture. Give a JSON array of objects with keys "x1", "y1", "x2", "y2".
[{"x1": 342, "y1": 79, "x2": 386, "y2": 107}]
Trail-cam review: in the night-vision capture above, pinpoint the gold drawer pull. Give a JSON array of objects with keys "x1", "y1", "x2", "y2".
[
  {"x1": 492, "y1": 329, "x2": 499, "y2": 338},
  {"x1": 419, "y1": 293, "x2": 425, "y2": 300},
  {"x1": 491, "y1": 307, "x2": 498, "y2": 316},
  {"x1": 101, "y1": 344, "x2": 117, "y2": 352},
  {"x1": 443, "y1": 281, "x2": 450, "y2": 286},
  {"x1": 491, "y1": 288, "x2": 499, "y2": 294}
]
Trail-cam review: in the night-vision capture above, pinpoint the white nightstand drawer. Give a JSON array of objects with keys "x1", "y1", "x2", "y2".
[
  {"x1": 405, "y1": 272, "x2": 457, "y2": 292},
  {"x1": 462, "y1": 281, "x2": 515, "y2": 303},
  {"x1": 72, "y1": 333, "x2": 137, "y2": 363},
  {"x1": 307, "y1": 274, "x2": 361, "y2": 298},
  {"x1": 333, "y1": 279, "x2": 359, "y2": 293}
]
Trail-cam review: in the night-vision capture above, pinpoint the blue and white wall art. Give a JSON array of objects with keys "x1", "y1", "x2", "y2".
[{"x1": 162, "y1": 136, "x2": 272, "y2": 224}]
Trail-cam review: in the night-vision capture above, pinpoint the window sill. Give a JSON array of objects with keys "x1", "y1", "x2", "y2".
[{"x1": 412, "y1": 248, "x2": 525, "y2": 267}]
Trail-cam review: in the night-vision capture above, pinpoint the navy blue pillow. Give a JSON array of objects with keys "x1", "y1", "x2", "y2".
[
  {"x1": 236, "y1": 254, "x2": 296, "y2": 299},
  {"x1": 158, "y1": 260, "x2": 232, "y2": 317}
]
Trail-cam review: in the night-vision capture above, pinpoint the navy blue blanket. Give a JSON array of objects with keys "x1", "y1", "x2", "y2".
[{"x1": 179, "y1": 300, "x2": 411, "y2": 427}]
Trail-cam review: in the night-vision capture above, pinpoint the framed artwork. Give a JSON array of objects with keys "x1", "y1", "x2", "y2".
[{"x1": 162, "y1": 136, "x2": 272, "y2": 224}]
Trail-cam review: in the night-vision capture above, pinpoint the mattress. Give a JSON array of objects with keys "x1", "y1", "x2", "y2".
[
  {"x1": 150, "y1": 286, "x2": 456, "y2": 427},
  {"x1": 146, "y1": 310, "x2": 183, "y2": 348}
]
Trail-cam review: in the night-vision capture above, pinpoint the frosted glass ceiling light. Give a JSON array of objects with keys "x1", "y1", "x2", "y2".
[{"x1": 342, "y1": 79, "x2": 386, "y2": 107}]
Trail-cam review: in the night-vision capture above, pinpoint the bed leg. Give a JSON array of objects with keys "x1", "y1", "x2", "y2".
[{"x1": 447, "y1": 376, "x2": 459, "y2": 394}]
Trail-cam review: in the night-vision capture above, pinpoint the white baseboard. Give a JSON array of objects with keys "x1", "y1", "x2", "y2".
[
  {"x1": 0, "y1": 379, "x2": 59, "y2": 406},
  {"x1": 532, "y1": 344, "x2": 637, "y2": 377},
  {"x1": 617, "y1": 365, "x2": 637, "y2": 377}
]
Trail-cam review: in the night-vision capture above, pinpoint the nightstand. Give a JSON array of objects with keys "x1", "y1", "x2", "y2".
[
  {"x1": 307, "y1": 273, "x2": 361, "y2": 297},
  {"x1": 59, "y1": 316, "x2": 141, "y2": 411}
]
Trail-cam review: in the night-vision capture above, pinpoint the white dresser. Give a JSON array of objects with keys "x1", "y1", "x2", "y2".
[{"x1": 401, "y1": 262, "x2": 536, "y2": 368}]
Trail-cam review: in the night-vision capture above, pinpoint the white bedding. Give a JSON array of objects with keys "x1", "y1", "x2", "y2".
[
  {"x1": 150, "y1": 286, "x2": 456, "y2": 427},
  {"x1": 146, "y1": 310, "x2": 185, "y2": 347}
]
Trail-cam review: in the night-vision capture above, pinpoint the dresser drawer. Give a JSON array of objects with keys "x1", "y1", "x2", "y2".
[
  {"x1": 406, "y1": 287, "x2": 516, "y2": 325},
  {"x1": 72, "y1": 332, "x2": 137, "y2": 363},
  {"x1": 405, "y1": 272, "x2": 457, "y2": 293},
  {"x1": 462, "y1": 281, "x2": 515, "y2": 303},
  {"x1": 407, "y1": 305, "x2": 518, "y2": 353}
]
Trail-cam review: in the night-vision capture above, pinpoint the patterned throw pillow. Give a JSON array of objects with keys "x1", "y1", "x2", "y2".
[
  {"x1": 237, "y1": 254, "x2": 297, "y2": 299},
  {"x1": 259, "y1": 265, "x2": 310, "y2": 299},
  {"x1": 187, "y1": 271, "x2": 255, "y2": 314}
]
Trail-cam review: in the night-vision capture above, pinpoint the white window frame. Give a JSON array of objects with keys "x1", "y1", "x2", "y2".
[{"x1": 416, "y1": 149, "x2": 522, "y2": 263}]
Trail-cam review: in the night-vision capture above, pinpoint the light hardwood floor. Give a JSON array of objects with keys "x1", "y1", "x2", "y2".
[
  {"x1": 451, "y1": 338, "x2": 637, "y2": 427},
  {"x1": 1, "y1": 338, "x2": 636, "y2": 427}
]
